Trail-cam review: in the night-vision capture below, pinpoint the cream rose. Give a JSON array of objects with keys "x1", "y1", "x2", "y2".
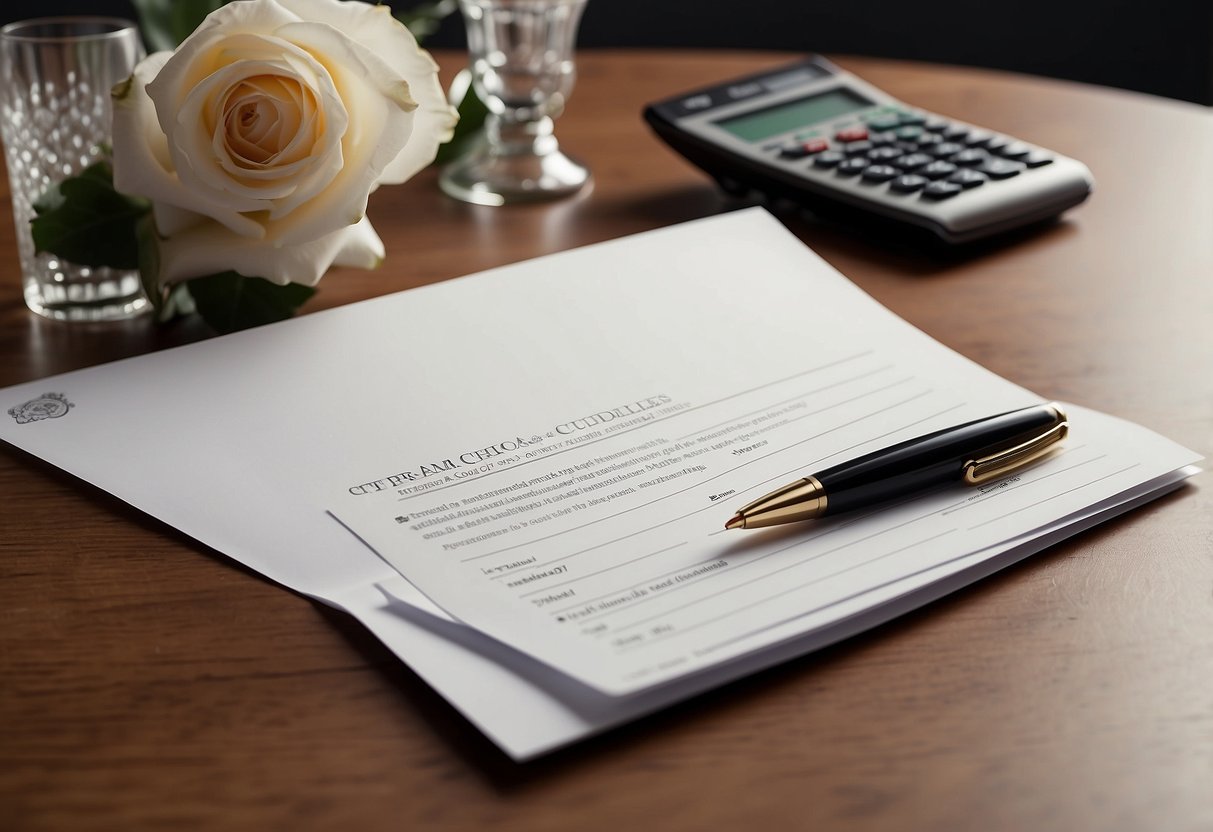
[{"x1": 112, "y1": 0, "x2": 457, "y2": 286}]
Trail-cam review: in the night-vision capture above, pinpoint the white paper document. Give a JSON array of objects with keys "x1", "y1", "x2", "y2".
[
  {"x1": 333, "y1": 403, "x2": 1194, "y2": 695},
  {"x1": 0, "y1": 209, "x2": 1200, "y2": 758},
  {"x1": 323, "y1": 213, "x2": 1198, "y2": 695}
]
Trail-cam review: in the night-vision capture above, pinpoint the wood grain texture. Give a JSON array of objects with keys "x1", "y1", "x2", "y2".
[{"x1": 1, "y1": 51, "x2": 1210, "y2": 832}]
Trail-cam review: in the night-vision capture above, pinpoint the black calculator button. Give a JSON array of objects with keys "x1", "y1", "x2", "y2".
[
  {"x1": 843, "y1": 140, "x2": 874, "y2": 156},
  {"x1": 889, "y1": 174, "x2": 929, "y2": 193},
  {"x1": 922, "y1": 181, "x2": 963, "y2": 199},
  {"x1": 930, "y1": 142, "x2": 966, "y2": 158},
  {"x1": 952, "y1": 148, "x2": 991, "y2": 166},
  {"x1": 998, "y1": 143, "x2": 1032, "y2": 160},
  {"x1": 942, "y1": 125, "x2": 970, "y2": 141},
  {"x1": 868, "y1": 131, "x2": 898, "y2": 146},
  {"x1": 975, "y1": 159, "x2": 1026, "y2": 179},
  {"x1": 867, "y1": 146, "x2": 904, "y2": 162},
  {"x1": 964, "y1": 131, "x2": 994, "y2": 147},
  {"x1": 813, "y1": 150, "x2": 847, "y2": 168},
  {"x1": 894, "y1": 140, "x2": 920, "y2": 152},
  {"x1": 921, "y1": 160, "x2": 958, "y2": 179},
  {"x1": 861, "y1": 164, "x2": 900, "y2": 183},
  {"x1": 984, "y1": 135, "x2": 1010, "y2": 153},
  {"x1": 924, "y1": 118, "x2": 949, "y2": 133},
  {"x1": 915, "y1": 132, "x2": 943, "y2": 146},
  {"x1": 947, "y1": 168, "x2": 988, "y2": 188},
  {"x1": 893, "y1": 153, "x2": 933, "y2": 170},
  {"x1": 837, "y1": 157, "x2": 870, "y2": 175},
  {"x1": 1023, "y1": 152, "x2": 1054, "y2": 168}
]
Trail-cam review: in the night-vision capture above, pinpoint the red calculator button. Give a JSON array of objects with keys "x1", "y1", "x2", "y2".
[
  {"x1": 801, "y1": 138, "x2": 829, "y2": 154},
  {"x1": 835, "y1": 127, "x2": 869, "y2": 143}
]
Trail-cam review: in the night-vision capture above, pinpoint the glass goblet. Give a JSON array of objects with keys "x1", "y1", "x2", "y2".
[{"x1": 439, "y1": 0, "x2": 591, "y2": 206}]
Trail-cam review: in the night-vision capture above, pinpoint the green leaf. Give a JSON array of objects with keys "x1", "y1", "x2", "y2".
[
  {"x1": 31, "y1": 183, "x2": 66, "y2": 216},
  {"x1": 434, "y1": 74, "x2": 489, "y2": 165},
  {"x1": 130, "y1": 0, "x2": 227, "y2": 51},
  {"x1": 136, "y1": 211, "x2": 196, "y2": 324},
  {"x1": 32, "y1": 160, "x2": 112, "y2": 215},
  {"x1": 186, "y1": 272, "x2": 316, "y2": 334},
  {"x1": 31, "y1": 162, "x2": 150, "y2": 270},
  {"x1": 136, "y1": 212, "x2": 166, "y2": 315}
]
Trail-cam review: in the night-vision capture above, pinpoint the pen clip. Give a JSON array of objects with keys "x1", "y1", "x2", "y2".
[{"x1": 963, "y1": 421, "x2": 1069, "y2": 485}]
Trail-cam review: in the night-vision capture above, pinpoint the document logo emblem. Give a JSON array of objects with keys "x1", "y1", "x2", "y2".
[{"x1": 8, "y1": 392, "x2": 74, "y2": 424}]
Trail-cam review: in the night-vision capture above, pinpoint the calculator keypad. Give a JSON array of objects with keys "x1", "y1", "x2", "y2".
[
  {"x1": 767, "y1": 107, "x2": 1054, "y2": 203},
  {"x1": 648, "y1": 56, "x2": 1092, "y2": 243}
]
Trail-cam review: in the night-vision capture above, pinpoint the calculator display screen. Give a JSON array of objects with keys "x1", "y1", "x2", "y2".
[{"x1": 715, "y1": 89, "x2": 874, "y2": 142}]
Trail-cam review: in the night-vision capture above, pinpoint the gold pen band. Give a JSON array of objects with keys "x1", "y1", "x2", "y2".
[
  {"x1": 727, "y1": 475, "x2": 827, "y2": 530},
  {"x1": 962, "y1": 403, "x2": 1068, "y2": 484}
]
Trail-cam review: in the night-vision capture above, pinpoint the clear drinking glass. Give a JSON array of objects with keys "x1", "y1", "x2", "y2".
[
  {"x1": 439, "y1": 0, "x2": 590, "y2": 206},
  {"x1": 0, "y1": 18, "x2": 148, "y2": 322}
]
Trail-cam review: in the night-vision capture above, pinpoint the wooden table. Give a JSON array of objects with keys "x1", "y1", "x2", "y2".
[{"x1": 2, "y1": 51, "x2": 1210, "y2": 832}]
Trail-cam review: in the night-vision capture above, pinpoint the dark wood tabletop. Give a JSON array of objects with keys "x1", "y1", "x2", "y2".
[{"x1": 2, "y1": 50, "x2": 1210, "y2": 832}]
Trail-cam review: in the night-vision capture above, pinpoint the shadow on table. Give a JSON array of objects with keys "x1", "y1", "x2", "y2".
[{"x1": 597, "y1": 183, "x2": 1083, "y2": 280}]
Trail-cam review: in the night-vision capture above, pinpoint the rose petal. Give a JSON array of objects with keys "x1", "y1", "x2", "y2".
[
  {"x1": 276, "y1": 0, "x2": 456, "y2": 183},
  {"x1": 112, "y1": 51, "x2": 265, "y2": 238},
  {"x1": 213, "y1": 75, "x2": 319, "y2": 181},
  {"x1": 260, "y1": 21, "x2": 416, "y2": 240},
  {"x1": 152, "y1": 202, "x2": 207, "y2": 237},
  {"x1": 160, "y1": 0, "x2": 302, "y2": 98},
  {"x1": 159, "y1": 215, "x2": 384, "y2": 286},
  {"x1": 168, "y1": 42, "x2": 347, "y2": 213},
  {"x1": 330, "y1": 215, "x2": 385, "y2": 270}
]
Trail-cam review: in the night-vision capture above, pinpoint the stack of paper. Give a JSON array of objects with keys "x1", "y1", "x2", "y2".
[{"x1": 0, "y1": 209, "x2": 1199, "y2": 759}]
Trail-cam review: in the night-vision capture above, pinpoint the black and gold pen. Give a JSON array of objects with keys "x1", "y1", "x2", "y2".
[{"x1": 725, "y1": 403, "x2": 1069, "y2": 530}]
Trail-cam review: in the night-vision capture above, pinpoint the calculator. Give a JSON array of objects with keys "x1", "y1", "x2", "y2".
[{"x1": 643, "y1": 56, "x2": 1093, "y2": 245}]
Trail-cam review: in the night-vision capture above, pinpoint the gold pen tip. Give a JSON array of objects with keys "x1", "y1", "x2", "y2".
[{"x1": 725, "y1": 514, "x2": 745, "y2": 531}]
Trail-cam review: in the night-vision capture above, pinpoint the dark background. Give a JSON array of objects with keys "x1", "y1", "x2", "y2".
[{"x1": 3, "y1": 0, "x2": 1210, "y2": 105}]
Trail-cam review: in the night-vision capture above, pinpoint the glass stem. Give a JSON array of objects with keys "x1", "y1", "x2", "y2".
[{"x1": 487, "y1": 112, "x2": 559, "y2": 158}]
